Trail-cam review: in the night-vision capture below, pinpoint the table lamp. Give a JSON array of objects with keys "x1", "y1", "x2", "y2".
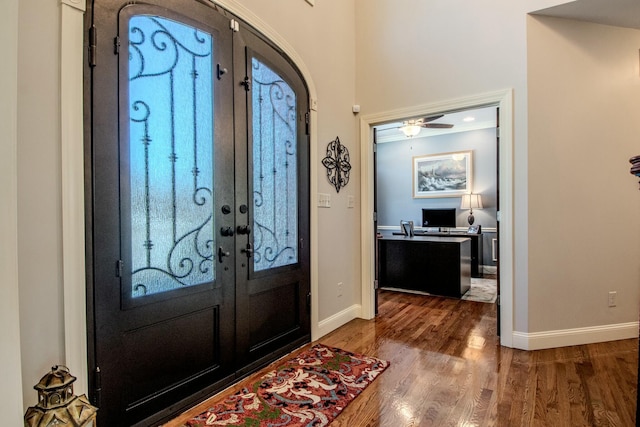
[{"x1": 460, "y1": 193, "x2": 483, "y2": 225}]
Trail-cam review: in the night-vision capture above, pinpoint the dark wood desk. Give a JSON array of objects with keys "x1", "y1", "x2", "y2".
[
  {"x1": 425, "y1": 231, "x2": 483, "y2": 278},
  {"x1": 393, "y1": 230, "x2": 483, "y2": 277},
  {"x1": 378, "y1": 235, "x2": 471, "y2": 298}
]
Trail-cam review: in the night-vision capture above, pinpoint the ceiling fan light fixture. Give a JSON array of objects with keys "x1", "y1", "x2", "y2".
[{"x1": 400, "y1": 124, "x2": 421, "y2": 137}]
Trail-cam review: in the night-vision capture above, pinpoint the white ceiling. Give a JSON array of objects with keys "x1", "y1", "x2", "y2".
[{"x1": 531, "y1": 0, "x2": 640, "y2": 30}]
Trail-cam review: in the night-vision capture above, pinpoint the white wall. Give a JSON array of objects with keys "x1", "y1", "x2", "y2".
[
  {"x1": 354, "y1": 0, "x2": 531, "y2": 332},
  {"x1": 525, "y1": 0, "x2": 575, "y2": 11},
  {"x1": 17, "y1": 0, "x2": 66, "y2": 408},
  {"x1": 1, "y1": 0, "x2": 25, "y2": 423},
  {"x1": 527, "y1": 16, "x2": 640, "y2": 333}
]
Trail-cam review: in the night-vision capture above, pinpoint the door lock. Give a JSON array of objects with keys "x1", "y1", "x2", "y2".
[
  {"x1": 241, "y1": 243, "x2": 253, "y2": 258},
  {"x1": 218, "y1": 246, "x2": 231, "y2": 262},
  {"x1": 220, "y1": 226, "x2": 234, "y2": 237},
  {"x1": 237, "y1": 225, "x2": 251, "y2": 235}
]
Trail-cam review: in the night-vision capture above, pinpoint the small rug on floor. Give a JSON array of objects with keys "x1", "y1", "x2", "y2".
[
  {"x1": 462, "y1": 278, "x2": 497, "y2": 303},
  {"x1": 183, "y1": 344, "x2": 390, "y2": 426}
]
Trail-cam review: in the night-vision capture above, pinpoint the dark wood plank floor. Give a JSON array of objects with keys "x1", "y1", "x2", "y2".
[{"x1": 165, "y1": 290, "x2": 638, "y2": 426}]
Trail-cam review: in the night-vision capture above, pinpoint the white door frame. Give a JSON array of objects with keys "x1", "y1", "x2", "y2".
[{"x1": 359, "y1": 89, "x2": 514, "y2": 347}]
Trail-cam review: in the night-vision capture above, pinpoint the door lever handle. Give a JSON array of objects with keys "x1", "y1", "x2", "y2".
[
  {"x1": 241, "y1": 243, "x2": 253, "y2": 258},
  {"x1": 218, "y1": 246, "x2": 231, "y2": 262}
]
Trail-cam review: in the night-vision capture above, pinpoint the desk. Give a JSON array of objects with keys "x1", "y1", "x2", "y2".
[
  {"x1": 393, "y1": 230, "x2": 483, "y2": 278},
  {"x1": 378, "y1": 235, "x2": 471, "y2": 298}
]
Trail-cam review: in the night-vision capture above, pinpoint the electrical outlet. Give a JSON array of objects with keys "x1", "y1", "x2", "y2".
[
  {"x1": 347, "y1": 195, "x2": 355, "y2": 209},
  {"x1": 337, "y1": 282, "x2": 343, "y2": 297},
  {"x1": 608, "y1": 291, "x2": 617, "y2": 307}
]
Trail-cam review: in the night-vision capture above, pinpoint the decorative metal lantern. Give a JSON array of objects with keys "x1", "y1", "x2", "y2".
[{"x1": 24, "y1": 365, "x2": 97, "y2": 426}]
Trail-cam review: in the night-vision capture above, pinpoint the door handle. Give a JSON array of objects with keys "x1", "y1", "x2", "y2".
[
  {"x1": 241, "y1": 243, "x2": 253, "y2": 258},
  {"x1": 218, "y1": 246, "x2": 231, "y2": 262}
]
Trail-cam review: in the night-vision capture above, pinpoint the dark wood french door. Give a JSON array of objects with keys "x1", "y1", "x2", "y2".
[
  {"x1": 85, "y1": 1, "x2": 310, "y2": 425},
  {"x1": 233, "y1": 34, "x2": 311, "y2": 376}
]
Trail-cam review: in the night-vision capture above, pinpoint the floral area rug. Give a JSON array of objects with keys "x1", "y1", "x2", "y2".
[
  {"x1": 461, "y1": 278, "x2": 497, "y2": 303},
  {"x1": 184, "y1": 344, "x2": 389, "y2": 426}
]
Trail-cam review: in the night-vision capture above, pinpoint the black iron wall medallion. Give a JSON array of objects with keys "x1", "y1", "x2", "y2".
[{"x1": 322, "y1": 136, "x2": 351, "y2": 193}]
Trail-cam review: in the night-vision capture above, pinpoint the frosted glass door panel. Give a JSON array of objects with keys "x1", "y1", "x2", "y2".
[
  {"x1": 128, "y1": 16, "x2": 214, "y2": 297},
  {"x1": 251, "y1": 58, "x2": 298, "y2": 272}
]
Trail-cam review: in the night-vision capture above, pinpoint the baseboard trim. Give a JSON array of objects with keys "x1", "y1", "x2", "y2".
[
  {"x1": 512, "y1": 321, "x2": 639, "y2": 350},
  {"x1": 317, "y1": 304, "x2": 361, "y2": 339},
  {"x1": 482, "y1": 265, "x2": 497, "y2": 275}
]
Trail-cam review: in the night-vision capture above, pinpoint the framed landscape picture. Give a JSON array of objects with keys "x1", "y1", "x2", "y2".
[{"x1": 413, "y1": 151, "x2": 472, "y2": 198}]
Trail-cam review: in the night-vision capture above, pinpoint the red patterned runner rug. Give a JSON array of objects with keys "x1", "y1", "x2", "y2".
[{"x1": 183, "y1": 344, "x2": 389, "y2": 426}]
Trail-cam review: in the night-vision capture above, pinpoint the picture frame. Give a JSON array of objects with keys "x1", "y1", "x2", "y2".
[
  {"x1": 400, "y1": 220, "x2": 414, "y2": 237},
  {"x1": 413, "y1": 151, "x2": 473, "y2": 198},
  {"x1": 467, "y1": 225, "x2": 481, "y2": 234}
]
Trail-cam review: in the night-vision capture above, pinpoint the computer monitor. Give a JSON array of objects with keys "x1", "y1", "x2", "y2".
[{"x1": 421, "y1": 208, "x2": 457, "y2": 229}]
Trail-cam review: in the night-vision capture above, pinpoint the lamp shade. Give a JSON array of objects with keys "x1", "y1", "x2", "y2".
[{"x1": 461, "y1": 193, "x2": 483, "y2": 210}]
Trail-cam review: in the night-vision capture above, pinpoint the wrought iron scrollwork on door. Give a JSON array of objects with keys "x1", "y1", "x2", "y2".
[
  {"x1": 127, "y1": 16, "x2": 215, "y2": 297},
  {"x1": 251, "y1": 58, "x2": 298, "y2": 271},
  {"x1": 322, "y1": 136, "x2": 351, "y2": 193}
]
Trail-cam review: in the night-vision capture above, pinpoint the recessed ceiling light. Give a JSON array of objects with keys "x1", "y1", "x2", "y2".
[{"x1": 463, "y1": 116, "x2": 475, "y2": 122}]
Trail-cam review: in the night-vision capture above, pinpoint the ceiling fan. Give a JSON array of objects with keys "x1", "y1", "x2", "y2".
[{"x1": 399, "y1": 114, "x2": 453, "y2": 137}]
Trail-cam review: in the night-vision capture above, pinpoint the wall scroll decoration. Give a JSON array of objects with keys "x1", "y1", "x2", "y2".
[{"x1": 322, "y1": 136, "x2": 351, "y2": 193}]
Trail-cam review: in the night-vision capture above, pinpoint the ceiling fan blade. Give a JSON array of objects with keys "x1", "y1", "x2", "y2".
[
  {"x1": 422, "y1": 114, "x2": 444, "y2": 123},
  {"x1": 422, "y1": 123, "x2": 454, "y2": 129}
]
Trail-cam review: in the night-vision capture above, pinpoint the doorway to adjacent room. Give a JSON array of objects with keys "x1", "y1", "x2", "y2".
[
  {"x1": 373, "y1": 106, "x2": 498, "y2": 306},
  {"x1": 359, "y1": 91, "x2": 514, "y2": 346}
]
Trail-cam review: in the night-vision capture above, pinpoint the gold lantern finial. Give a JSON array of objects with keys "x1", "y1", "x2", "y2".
[{"x1": 24, "y1": 365, "x2": 98, "y2": 426}]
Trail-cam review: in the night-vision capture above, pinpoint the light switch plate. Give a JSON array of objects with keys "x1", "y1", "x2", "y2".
[
  {"x1": 347, "y1": 195, "x2": 355, "y2": 208},
  {"x1": 318, "y1": 193, "x2": 331, "y2": 208}
]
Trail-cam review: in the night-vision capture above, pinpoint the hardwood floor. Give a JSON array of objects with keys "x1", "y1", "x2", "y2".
[{"x1": 165, "y1": 290, "x2": 638, "y2": 426}]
